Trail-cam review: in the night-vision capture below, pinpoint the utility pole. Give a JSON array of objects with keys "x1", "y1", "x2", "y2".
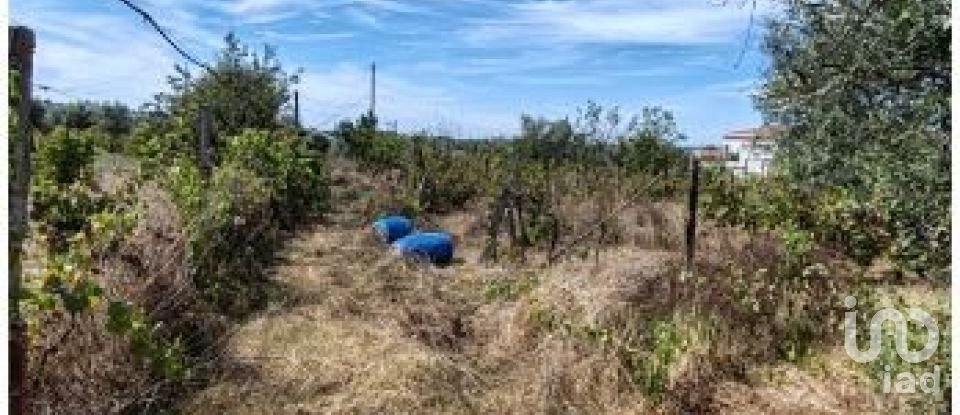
[
  {"x1": 370, "y1": 62, "x2": 376, "y2": 118},
  {"x1": 10, "y1": 25, "x2": 35, "y2": 415}
]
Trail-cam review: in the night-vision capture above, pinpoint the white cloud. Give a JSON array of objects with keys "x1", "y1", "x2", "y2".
[
  {"x1": 658, "y1": 78, "x2": 762, "y2": 142},
  {"x1": 296, "y1": 63, "x2": 517, "y2": 136},
  {"x1": 220, "y1": 0, "x2": 315, "y2": 15},
  {"x1": 255, "y1": 30, "x2": 356, "y2": 42},
  {"x1": 345, "y1": 8, "x2": 381, "y2": 28},
  {"x1": 352, "y1": 0, "x2": 431, "y2": 14},
  {"x1": 126, "y1": 0, "x2": 226, "y2": 49},
  {"x1": 13, "y1": 6, "x2": 180, "y2": 105},
  {"x1": 12, "y1": 0, "x2": 767, "y2": 141},
  {"x1": 403, "y1": 48, "x2": 588, "y2": 79},
  {"x1": 35, "y1": 38, "x2": 177, "y2": 105},
  {"x1": 219, "y1": 0, "x2": 432, "y2": 18},
  {"x1": 298, "y1": 63, "x2": 449, "y2": 122},
  {"x1": 499, "y1": 74, "x2": 605, "y2": 86},
  {"x1": 238, "y1": 10, "x2": 302, "y2": 25},
  {"x1": 460, "y1": 0, "x2": 772, "y2": 46}
]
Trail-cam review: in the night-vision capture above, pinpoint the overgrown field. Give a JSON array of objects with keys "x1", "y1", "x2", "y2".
[
  {"x1": 10, "y1": 1, "x2": 950, "y2": 413},
  {"x1": 176, "y1": 157, "x2": 948, "y2": 414}
]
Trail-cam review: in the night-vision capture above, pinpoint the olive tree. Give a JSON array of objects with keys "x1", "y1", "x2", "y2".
[{"x1": 757, "y1": 0, "x2": 950, "y2": 278}]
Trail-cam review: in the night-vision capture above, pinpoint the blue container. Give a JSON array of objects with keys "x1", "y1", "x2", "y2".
[
  {"x1": 372, "y1": 216, "x2": 414, "y2": 243},
  {"x1": 392, "y1": 232, "x2": 455, "y2": 264}
]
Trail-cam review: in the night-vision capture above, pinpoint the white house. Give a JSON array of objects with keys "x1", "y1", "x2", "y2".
[{"x1": 722, "y1": 126, "x2": 785, "y2": 176}]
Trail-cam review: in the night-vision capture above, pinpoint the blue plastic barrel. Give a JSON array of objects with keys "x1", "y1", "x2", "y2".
[
  {"x1": 372, "y1": 215, "x2": 414, "y2": 243},
  {"x1": 392, "y1": 232, "x2": 455, "y2": 264}
]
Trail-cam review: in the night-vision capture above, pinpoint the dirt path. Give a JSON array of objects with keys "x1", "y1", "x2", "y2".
[{"x1": 180, "y1": 167, "x2": 503, "y2": 414}]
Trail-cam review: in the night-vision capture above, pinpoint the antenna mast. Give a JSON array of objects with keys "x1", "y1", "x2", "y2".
[{"x1": 370, "y1": 62, "x2": 376, "y2": 117}]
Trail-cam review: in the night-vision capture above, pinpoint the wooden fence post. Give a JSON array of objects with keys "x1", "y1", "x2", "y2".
[
  {"x1": 482, "y1": 190, "x2": 506, "y2": 262},
  {"x1": 414, "y1": 137, "x2": 426, "y2": 209},
  {"x1": 10, "y1": 25, "x2": 35, "y2": 415},
  {"x1": 683, "y1": 155, "x2": 700, "y2": 281}
]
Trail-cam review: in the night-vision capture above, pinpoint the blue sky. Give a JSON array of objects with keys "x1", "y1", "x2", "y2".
[{"x1": 12, "y1": 0, "x2": 776, "y2": 144}]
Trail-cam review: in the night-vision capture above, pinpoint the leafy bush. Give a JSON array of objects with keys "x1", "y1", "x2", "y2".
[
  {"x1": 22, "y1": 127, "x2": 187, "y2": 412},
  {"x1": 30, "y1": 127, "x2": 138, "y2": 253},
  {"x1": 156, "y1": 33, "x2": 299, "y2": 138},
  {"x1": 755, "y1": 0, "x2": 949, "y2": 280},
  {"x1": 36, "y1": 100, "x2": 134, "y2": 149},
  {"x1": 408, "y1": 137, "x2": 485, "y2": 213},
  {"x1": 125, "y1": 35, "x2": 328, "y2": 316},
  {"x1": 160, "y1": 128, "x2": 327, "y2": 315},
  {"x1": 164, "y1": 159, "x2": 276, "y2": 315},
  {"x1": 334, "y1": 112, "x2": 408, "y2": 172},
  {"x1": 125, "y1": 116, "x2": 197, "y2": 174},
  {"x1": 201, "y1": 165, "x2": 276, "y2": 314},
  {"x1": 20, "y1": 32, "x2": 329, "y2": 412},
  {"x1": 33, "y1": 127, "x2": 96, "y2": 185},
  {"x1": 223, "y1": 128, "x2": 328, "y2": 226},
  {"x1": 701, "y1": 170, "x2": 944, "y2": 278}
]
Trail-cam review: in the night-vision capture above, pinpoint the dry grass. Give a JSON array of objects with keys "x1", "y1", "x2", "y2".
[
  {"x1": 29, "y1": 158, "x2": 936, "y2": 414},
  {"x1": 24, "y1": 172, "x2": 227, "y2": 414},
  {"x1": 710, "y1": 348, "x2": 893, "y2": 414},
  {"x1": 179, "y1": 163, "x2": 931, "y2": 414}
]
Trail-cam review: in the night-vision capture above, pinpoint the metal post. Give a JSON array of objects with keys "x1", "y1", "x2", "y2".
[
  {"x1": 370, "y1": 62, "x2": 376, "y2": 117},
  {"x1": 293, "y1": 90, "x2": 300, "y2": 130},
  {"x1": 10, "y1": 25, "x2": 35, "y2": 415}
]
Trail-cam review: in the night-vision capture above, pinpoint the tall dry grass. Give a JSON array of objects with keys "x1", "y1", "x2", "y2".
[
  {"x1": 181, "y1": 165, "x2": 916, "y2": 414},
  {"x1": 28, "y1": 159, "x2": 935, "y2": 414},
  {"x1": 25, "y1": 181, "x2": 230, "y2": 414}
]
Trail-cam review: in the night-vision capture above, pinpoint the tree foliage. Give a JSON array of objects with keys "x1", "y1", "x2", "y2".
[
  {"x1": 333, "y1": 112, "x2": 406, "y2": 171},
  {"x1": 36, "y1": 101, "x2": 134, "y2": 150},
  {"x1": 755, "y1": 0, "x2": 950, "y2": 278},
  {"x1": 157, "y1": 33, "x2": 300, "y2": 138}
]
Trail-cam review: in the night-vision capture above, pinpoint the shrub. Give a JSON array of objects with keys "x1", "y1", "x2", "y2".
[
  {"x1": 30, "y1": 127, "x2": 138, "y2": 253},
  {"x1": 223, "y1": 128, "x2": 328, "y2": 226},
  {"x1": 701, "y1": 171, "x2": 943, "y2": 278},
  {"x1": 22, "y1": 127, "x2": 189, "y2": 414},
  {"x1": 757, "y1": 0, "x2": 949, "y2": 280},
  {"x1": 125, "y1": 117, "x2": 197, "y2": 174},
  {"x1": 162, "y1": 129, "x2": 327, "y2": 315},
  {"x1": 157, "y1": 33, "x2": 299, "y2": 138},
  {"x1": 334, "y1": 113, "x2": 408, "y2": 172},
  {"x1": 164, "y1": 160, "x2": 277, "y2": 316},
  {"x1": 33, "y1": 127, "x2": 96, "y2": 185}
]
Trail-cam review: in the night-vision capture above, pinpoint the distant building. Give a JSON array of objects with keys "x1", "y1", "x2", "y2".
[
  {"x1": 722, "y1": 126, "x2": 785, "y2": 176},
  {"x1": 690, "y1": 145, "x2": 727, "y2": 168}
]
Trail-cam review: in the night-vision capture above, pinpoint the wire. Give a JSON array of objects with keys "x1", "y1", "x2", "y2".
[
  {"x1": 113, "y1": 0, "x2": 215, "y2": 74},
  {"x1": 733, "y1": 0, "x2": 758, "y2": 69},
  {"x1": 36, "y1": 83, "x2": 82, "y2": 100}
]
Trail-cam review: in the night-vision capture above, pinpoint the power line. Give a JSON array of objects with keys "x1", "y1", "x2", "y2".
[
  {"x1": 114, "y1": 0, "x2": 214, "y2": 74},
  {"x1": 733, "y1": 0, "x2": 758, "y2": 69},
  {"x1": 36, "y1": 83, "x2": 83, "y2": 100}
]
